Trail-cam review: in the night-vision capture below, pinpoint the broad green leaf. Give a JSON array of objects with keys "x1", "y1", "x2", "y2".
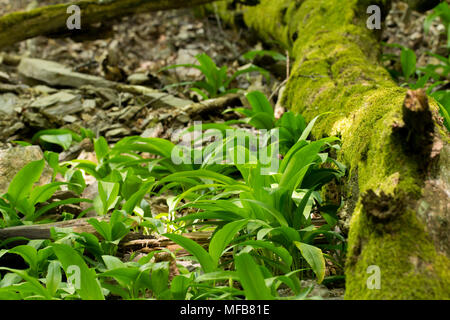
[
  {"x1": 163, "y1": 233, "x2": 215, "y2": 273},
  {"x1": 0, "y1": 267, "x2": 51, "y2": 299},
  {"x1": 46, "y1": 261, "x2": 61, "y2": 297},
  {"x1": 234, "y1": 253, "x2": 273, "y2": 300},
  {"x1": 7, "y1": 159, "x2": 45, "y2": 206},
  {"x1": 170, "y1": 275, "x2": 192, "y2": 300},
  {"x1": 195, "y1": 271, "x2": 239, "y2": 282},
  {"x1": 246, "y1": 91, "x2": 274, "y2": 117},
  {"x1": 401, "y1": 48, "x2": 416, "y2": 81},
  {"x1": 99, "y1": 268, "x2": 142, "y2": 292},
  {"x1": 294, "y1": 241, "x2": 325, "y2": 283},
  {"x1": 102, "y1": 255, "x2": 126, "y2": 270},
  {"x1": 122, "y1": 180, "x2": 154, "y2": 213},
  {"x1": 8, "y1": 245, "x2": 38, "y2": 273},
  {"x1": 94, "y1": 137, "x2": 109, "y2": 161},
  {"x1": 209, "y1": 219, "x2": 248, "y2": 266},
  {"x1": 39, "y1": 134, "x2": 72, "y2": 150},
  {"x1": 51, "y1": 243, "x2": 104, "y2": 300},
  {"x1": 234, "y1": 240, "x2": 293, "y2": 266},
  {"x1": 29, "y1": 182, "x2": 64, "y2": 205}
]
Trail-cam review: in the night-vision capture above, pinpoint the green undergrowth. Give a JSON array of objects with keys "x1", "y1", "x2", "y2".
[
  {"x1": 207, "y1": 0, "x2": 450, "y2": 299},
  {"x1": 0, "y1": 90, "x2": 346, "y2": 300}
]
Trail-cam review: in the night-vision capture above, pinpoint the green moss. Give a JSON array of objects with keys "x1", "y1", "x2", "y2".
[{"x1": 346, "y1": 206, "x2": 450, "y2": 299}]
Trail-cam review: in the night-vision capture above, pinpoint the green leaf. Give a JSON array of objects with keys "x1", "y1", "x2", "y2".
[
  {"x1": 234, "y1": 240, "x2": 293, "y2": 266},
  {"x1": 102, "y1": 255, "x2": 126, "y2": 270},
  {"x1": 294, "y1": 241, "x2": 325, "y2": 283},
  {"x1": 163, "y1": 233, "x2": 215, "y2": 273},
  {"x1": 7, "y1": 159, "x2": 45, "y2": 206},
  {"x1": 122, "y1": 180, "x2": 154, "y2": 213},
  {"x1": 234, "y1": 253, "x2": 273, "y2": 300},
  {"x1": 151, "y1": 262, "x2": 169, "y2": 297},
  {"x1": 99, "y1": 267, "x2": 141, "y2": 288},
  {"x1": 170, "y1": 275, "x2": 192, "y2": 300},
  {"x1": 209, "y1": 219, "x2": 248, "y2": 266},
  {"x1": 0, "y1": 267, "x2": 51, "y2": 299},
  {"x1": 88, "y1": 218, "x2": 111, "y2": 241},
  {"x1": 46, "y1": 261, "x2": 61, "y2": 297},
  {"x1": 67, "y1": 170, "x2": 86, "y2": 195},
  {"x1": 246, "y1": 91, "x2": 274, "y2": 118},
  {"x1": 29, "y1": 182, "x2": 64, "y2": 206},
  {"x1": 39, "y1": 133, "x2": 73, "y2": 150},
  {"x1": 401, "y1": 48, "x2": 417, "y2": 81},
  {"x1": 51, "y1": 243, "x2": 104, "y2": 300},
  {"x1": 195, "y1": 271, "x2": 239, "y2": 282},
  {"x1": 94, "y1": 137, "x2": 109, "y2": 162},
  {"x1": 8, "y1": 245, "x2": 38, "y2": 273}
]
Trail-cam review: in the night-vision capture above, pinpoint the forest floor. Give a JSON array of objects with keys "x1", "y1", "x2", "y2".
[{"x1": 0, "y1": 0, "x2": 447, "y2": 300}]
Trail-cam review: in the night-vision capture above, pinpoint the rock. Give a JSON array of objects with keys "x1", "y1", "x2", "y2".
[
  {"x1": 0, "y1": 83, "x2": 27, "y2": 95},
  {"x1": 0, "y1": 71, "x2": 10, "y2": 83},
  {"x1": 82, "y1": 99, "x2": 96, "y2": 112},
  {"x1": 30, "y1": 91, "x2": 83, "y2": 116},
  {"x1": 127, "y1": 73, "x2": 150, "y2": 85},
  {"x1": 118, "y1": 106, "x2": 143, "y2": 122},
  {"x1": 127, "y1": 73, "x2": 161, "y2": 87},
  {"x1": 22, "y1": 111, "x2": 50, "y2": 128},
  {"x1": 174, "y1": 49, "x2": 202, "y2": 78},
  {"x1": 0, "y1": 93, "x2": 19, "y2": 115},
  {"x1": 18, "y1": 58, "x2": 115, "y2": 89},
  {"x1": 0, "y1": 122, "x2": 25, "y2": 139},
  {"x1": 62, "y1": 115, "x2": 78, "y2": 123},
  {"x1": 176, "y1": 113, "x2": 190, "y2": 124},
  {"x1": 105, "y1": 127, "x2": 131, "y2": 139},
  {"x1": 145, "y1": 92, "x2": 192, "y2": 109},
  {"x1": 141, "y1": 123, "x2": 164, "y2": 138},
  {"x1": 81, "y1": 86, "x2": 118, "y2": 105},
  {"x1": 0, "y1": 146, "x2": 52, "y2": 195},
  {"x1": 32, "y1": 85, "x2": 58, "y2": 95}
]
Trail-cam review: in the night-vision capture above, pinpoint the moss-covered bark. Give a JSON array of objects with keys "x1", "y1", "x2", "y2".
[
  {"x1": 209, "y1": 0, "x2": 450, "y2": 299},
  {"x1": 0, "y1": 0, "x2": 217, "y2": 48}
]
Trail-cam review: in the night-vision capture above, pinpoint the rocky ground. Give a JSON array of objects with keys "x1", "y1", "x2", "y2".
[{"x1": 0, "y1": 0, "x2": 447, "y2": 300}]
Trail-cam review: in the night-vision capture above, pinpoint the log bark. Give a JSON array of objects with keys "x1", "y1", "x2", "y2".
[
  {"x1": 0, "y1": 0, "x2": 220, "y2": 48},
  {"x1": 0, "y1": 218, "x2": 212, "y2": 257},
  {"x1": 0, "y1": 217, "x2": 109, "y2": 240},
  {"x1": 209, "y1": 0, "x2": 450, "y2": 299}
]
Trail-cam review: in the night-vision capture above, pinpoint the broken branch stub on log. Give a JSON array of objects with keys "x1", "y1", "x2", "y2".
[{"x1": 0, "y1": 0, "x2": 220, "y2": 48}]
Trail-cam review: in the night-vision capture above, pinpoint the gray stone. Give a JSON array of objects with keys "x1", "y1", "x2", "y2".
[
  {"x1": 33, "y1": 85, "x2": 58, "y2": 95},
  {"x1": 63, "y1": 115, "x2": 78, "y2": 123},
  {"x1": 18, "y1": 58, "x2": 115, "y2": 89},
  {"x1": 82, "y1": 99, "x2": 96, "y2": 111},
  {"x1": 0, "y1": 71, "x2": 10, "y2": 83},
  {"x1": 146, "y1": 92, "x2": 192, "y2": 109},
  {"x1": 105, "y1": 127, "x2": 131, "y2": 139},
  {"x1": 174, "y1": 49, "x2": 202, "y2": 78},
  {"x1": 30, "y1": 91, "x2": 83, "y2": 116},
  {"x1": 118, "y1": 106, "x2": 142, "y2": 122},
  {"x1": 23, "y1": 111, "x2": 50, "y2": 128},
  {"x1": 0, "y1": 93, "x2": 19, "y2": 115},
  {"x1": 0, "y1": 146, "x2": 52, "y2": 195},
  {"x1": 141, "y1": 123, "x2": 164, "y2": 138},
  {"x1": 127, "y1": 73, "x2": 150, "y2": 85}
]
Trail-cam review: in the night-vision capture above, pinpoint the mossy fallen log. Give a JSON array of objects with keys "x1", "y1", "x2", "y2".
[
  {"x1": 0, "y1": 0, "x2": 219, "y2": 48},
  {"x1": 208, "y1": 0, "x2": 450, "y2": 299}
]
